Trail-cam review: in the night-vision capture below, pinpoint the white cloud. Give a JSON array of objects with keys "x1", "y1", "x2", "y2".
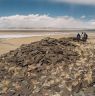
[
  {"x1": 51, "y1": 0, "x2": 95, "y2": 5},
  {"x1": 80, "y1": 16, "x2": 86, "y2": 19},
  {"x1": 0, "y1": 14, "x2": 95, "y2": 29}
]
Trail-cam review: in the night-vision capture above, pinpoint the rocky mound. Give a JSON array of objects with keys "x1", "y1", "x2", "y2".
[
  {"x1": 0, "y1": 37, "x2": 79, "y2": 66},
  {"x1": 0, "y1": 37, "x2": 95, "y2": 96}
]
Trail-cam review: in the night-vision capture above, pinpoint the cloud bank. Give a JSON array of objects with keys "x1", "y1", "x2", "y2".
[
  {"x1": 0, "y1": 14, "x2": 95, "y2": 29},
  {"x1": 51, "y1": 0, "x2": 95, "y2": 5}
]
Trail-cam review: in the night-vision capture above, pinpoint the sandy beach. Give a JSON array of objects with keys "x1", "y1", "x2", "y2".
[
  {"x1": 0, "y1": 35, "x2": 62, "y2": 55},
  {"x1": 1, "y1": 0, "x2": 95, "y2": 95},
  {"x1": 0, "y1": 31, "x2": 95, "y2": 96},
  {"x1": 0, "y1": 31, "x2": 75, "y2": 55},
  {"x1": 0, "y1": 31, "x2": 95, "y2": 55}
]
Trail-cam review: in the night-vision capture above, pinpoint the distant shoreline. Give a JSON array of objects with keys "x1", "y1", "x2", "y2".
[
  {"x1": 0, "y1": 29, "x2": 95, "y2": 32},
  {"x1": 0, "y1": 30, "x2": 94, "y2": 39},
  {"x1": 0, "y1": 32, "x2": 65, "y2": 39}
]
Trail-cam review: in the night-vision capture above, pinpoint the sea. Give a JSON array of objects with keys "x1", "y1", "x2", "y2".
[{"x1": 0, "y1": 29, "x2": 94, "y2": 39}]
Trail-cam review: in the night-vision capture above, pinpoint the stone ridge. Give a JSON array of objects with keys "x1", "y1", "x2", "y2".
[
  {"x1": 0, "y1": 37, "x2": 95, "y2": 96},
  {"x1": 0, "y1": 37, "x2": 79, "y2": 67}
]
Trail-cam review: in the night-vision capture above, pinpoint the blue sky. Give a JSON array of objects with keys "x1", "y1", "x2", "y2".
[
  {"x1": 0, "y1": 0, "x2": 95, "y2": 29},
  {"x1": 0, "y1": 0, "x2": 95, "y2": 19}
]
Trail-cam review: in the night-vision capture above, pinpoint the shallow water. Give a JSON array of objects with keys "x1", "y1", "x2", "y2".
[
  {"x1": 0, "y1": 30, "x2": 94, "y2": 39},
  {"x1": 0, "y1": 32, "x2": 65, "y2": 38}
]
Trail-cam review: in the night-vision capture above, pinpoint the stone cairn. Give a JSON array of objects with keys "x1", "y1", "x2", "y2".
[
  {"x1": 0, "y1": 37, "x2": 95, "y2": 96},
  {"x1": 0, "y1": 37, "x2": 79, "y2": 66}
]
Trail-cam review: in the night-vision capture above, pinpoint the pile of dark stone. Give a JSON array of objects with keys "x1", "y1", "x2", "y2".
[
  {"x1": 0, "y1": 37, "x2": 79, "y2": 67},
  {"x1": 0, "y1": 37, "x2": 95, "y2": 96}
]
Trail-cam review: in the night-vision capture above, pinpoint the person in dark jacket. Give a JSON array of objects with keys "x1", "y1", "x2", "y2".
[
  {"x1": 83, "y1": 32, "x2": 88, "y2": 42},
  {"x1": 77, "y1": 33, "x2": 81, "y2": 42}
]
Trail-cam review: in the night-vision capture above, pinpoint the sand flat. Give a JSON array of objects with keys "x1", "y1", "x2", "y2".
[
  {"x1": 0, "y1": 32, "x2": 95, "y2": 55},
  {"x1": 0, "y1": 35, "x2": 64, "y2": 55},
  {"x1": 0, "y1": 31, "x2": 95, "y2": 96}
]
